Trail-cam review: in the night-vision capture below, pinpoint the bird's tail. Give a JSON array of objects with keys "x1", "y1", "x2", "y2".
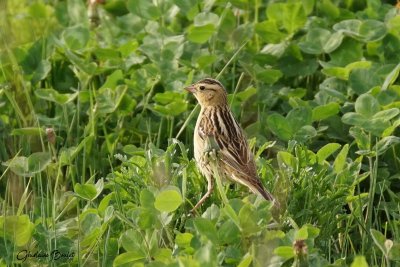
[{"x1": 254, "y1": 183, "x2": 280, "y2": 208}]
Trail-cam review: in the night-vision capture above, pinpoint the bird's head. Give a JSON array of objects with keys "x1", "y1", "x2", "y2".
[{"x1": 185, "y1": 78, "x2": 227, "y2": 107}]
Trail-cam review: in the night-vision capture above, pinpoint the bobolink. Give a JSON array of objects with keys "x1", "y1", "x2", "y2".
[{"x1": 185, "y1": 78, "x2": 277, "y2": 211}]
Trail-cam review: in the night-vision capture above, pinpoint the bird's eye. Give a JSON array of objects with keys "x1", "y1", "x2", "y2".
[{"x1": 199, "y1": 85, "x2": 205, "y2": 90}]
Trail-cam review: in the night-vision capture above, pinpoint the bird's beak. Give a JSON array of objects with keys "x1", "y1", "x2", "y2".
[{"x1": 184, "y1": 85, "x2": 196, "y2": 93}]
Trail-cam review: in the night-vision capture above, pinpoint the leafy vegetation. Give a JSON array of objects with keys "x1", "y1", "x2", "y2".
[{"x1": 1, "y1": 0, "x2": 400, "y2": 266}]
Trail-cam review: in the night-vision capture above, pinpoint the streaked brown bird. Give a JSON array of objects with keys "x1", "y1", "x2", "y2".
[{"x1": 185, "y1": 78, "x2": 277, "y2": 211}]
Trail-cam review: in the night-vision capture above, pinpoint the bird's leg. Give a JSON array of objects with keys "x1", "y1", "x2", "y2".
[{"x1": 191, "y1": 174, "x2": 214, "y2": 213}]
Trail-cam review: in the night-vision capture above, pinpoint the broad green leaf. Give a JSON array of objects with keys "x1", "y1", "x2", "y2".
[
  {"x1": 370, "y1": 229, "x2": 388, "y2": 255},
  {"x1": 113, "y1": 251, "x2": 146, "y2": 266},
  {"x1": 74, "y1": 183, "x2": 97, "y2": 201},
  {"x1": 298, "y1": 28, "x2": 331, "y2": 54},
  {"x1": 267, "y1": 3, "x2": 306, "y2": 34},
  {"x1": 312, "y1": 102, "x2": 340, "y2": 121},
  {"x1": 237, "y1": 253, "x2": 253, "y2": 267},
  {"x1": 153, "y1": 92, "x2": 184, "y2": 105},
  {"x1": 235, "y1": 87, "x2": 257, "y2": 102},
  {"x1": 32, "y1": 59, "x2": 51, "y2": 84},
  {"x1": 175, "y1": 233, "x2": 193, "y2": 248},
  {"x1": 274, "y1": 246, "x2": 295, "y2": 259},
  {"x1": 154, "y1": 188, "x2": 182, "y2": 212},
  {"x1": 323, "y1": 61, "x2": 372, "y2": 80},
  {"x1": 187, "y1": 24, "x2": 215, "y2": 44},
  {"x1": 342, "y1": 112, "x2": 367, "y2": 127},
  {"x1": 359, "y1": 20, "x2": 387, "y2": 42},
  {"x1": 96, "y1": 85, "x2": 128, "y2": 115},
  {"x1": 140, "y1": 189, "x2": 155, "y2": 208},
  {"x1": 103, "y1": 0, "x2": 129, "y2": 16},
  {"x1": 373, "y1": 136, "x2": 400, "y2": 156},
  {"x1": 330, "y1": 38, "x2": 363, "y2": 67},
  {"x1": 62, "y1": 25, "x2": 90, "y2": 50},
  {"x1": 287, "y1": 107, "x2": 312, "y2": 132},
  {"x1": 323, "y1": 31, "x2": 344, "y2": 53},
  {"x1": 267, "y1": 113, "x2": 292, "y2": 141},
  {"x1": 35, "y1": 89, "x2": 78, "y2": 104},
  {"x1": 333, "y1": 144, "x2": 349, "y2": 174},
  {"x1": 389, "y1": 243, "x2": 400, "y2": 261},
  {"x1": 256, "y1": 69, "x2": 283, "y2": 84},
  {"x1": 350, "y1": 256, "x2": 369, "y2": 267},
  {"x1": 319, "y1": 0, "x2": 339, "y2": 19},
  {"x1": 334, "y1": 19, "x2": 386, "y2": 42},
  {"x1": 11, "y1": 127, "x2": 46, "y2": 136},
  {"x1": 295, "y1": 226, "x2": 308, "y2": 240},
  {"x1": 349, "y1": 68, "x2": 381, "y2": 94},
  {"x1": 372, "y1": 108, "x2": 399, "y2": 121},
  {"x1": 355, "y1": 94, "x2": 380, "y2": 118},
  {"x1": 100, "y1": 70, "x2": 124, "y2": 90},
  {"x1": 381, "y1": 63, "x2": 400, "y2": 91},
  {"x1": 255, "y1": 21, "x2": 286, "y2": 43},
  {"x1": 127, "y1": 0, "x2": 160, "y2": 19},
  {"x1": 0, "y1": 215, "x2": 34, "y2": 246},
  {"x1": 3, "y1": 152, "x2": 51, "y2": 177},
  {"x1": 294, "y1": 125, "x2": 317, "y2": 142},
  {"x1": 194, "y1": 12, "x2": 219, "y2": 27},
  {"x1": 277, "y1": 151, "x2": 298, "y2": 170},
  {"x1": 239, "y1": 203, "x2": 260, "y2": 235},
  {"x1": 218, "y1": 220, "x2": 240, "y2": 244},
  {"x1": 120, "y1": 229, "x2": 145, "y2": 252},
  {"x1": 317, "y1": 143, "x2": 341, "y2": 164},
  {"x1": 193, "y1": 218, "x2": 218, "y2": 243}
]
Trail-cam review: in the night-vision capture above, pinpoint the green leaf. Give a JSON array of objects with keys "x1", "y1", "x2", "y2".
[
  {"x1": 237, "y1": 253, "x2": 253, "y2": 267},
  {"x1": 35, "y1": 89, "x2": 78, "y2": 105},
  {"x1": 0, "y1": 215, "x2": 34, "y2": 246},
  {"x1": 342, "y1": 112, "x2": 367, "y2": 127},
  {"x1": 154, "y1": 188, "x2": 183, "y2": 212},
  {"x1": 370, "y1": 229, "x2": 388, "y2": 255},
  {"x1": 312, "y1": 102, "x2": 340, "y2": 121},
  {"x1": 62, "y1": 25, "x2": 90, "y2": 50},
  {"x1": 350, "y1": 256, "x2": 369, "y2": 267},
  {"x1": 193, "y1": 218, "x2": 218, "y2": 243},
  {"x1": 355, "y1": 94, "x2": 380, "y2": 118},
  {"x1": 373, "y1": 136, "x2": 400, "y2": 156},
  {"x1": 333, "y1": 19, "x2": 387, "y2": 42},
  {"x1": 267, "y1": 3, "x2": 306, "y2": 34},
  {"x1": 99, "y1": 70, "x2": 124, "y2": 90},
  {"x1": 372, "y1": 108, "x2": 399, "y2": 121},
  {"x1": 381, "y1": 63, "x2": 400, "y2": 91},
  {"x1": 32, "y1": 60, "x2": 51, "y2": 84},
  {"x1": 140, "y1": 189, "x2": 155, "y2": 208},
  {"x1": 113, "y1": 251, "x2": 146, "y2": 266},
  {"x1": 349, "y1": 68, "x2": 381, "y2": 94},
  {"x1": 120, "y1": 229, "x2": 145, "y2": 252},
  {"x1": 3, "y1": 152, "x2": 51, "y2": 177},
  {"x1": 187, "y1": 24, "x2": 215, "y2": 44},
  {"x1": 11, "y1": 127, "x2": 46, "y2": 136},
  {"x1": 295, "y1": 226, "x2": 308, "y2": 240},
  {"x1": 194, "y1": 12, "x2": 219, "y2": 27},
  {"x1": 274, "y1": 246, "x2": 295, "y2": 259},
  {"x1": 256, "y1": 69, "x2": 283, "y2": 84},
  {"x1": 74, "y1": 183, "x2": 97, "y2": 201},
  {"x1": 175, "y1": 233, "x2": 193, "y2": 248},
  {"x1": 287, "y1": 107, "x2": 312, "y2": 132},
  {"x1": 333, "y1": 144, "x2": 349, "y2": 174},
  {"x1": 127, "y1": 0, "x2": 160, "y2": 19},
  {"x1": 298, "y1": 28, "x2": 331, "y2": 54},
  {"x1": 317, "y1": 143, "x2": 341, "y2": 164},
  {"x1": 267, "y1": 113, "x2": 292, "y2": 141},
  {"x1": 239, "y1": 203, "x2": 260, "y2": 235},
  {"x1": 255, "y1": 21, "x2": 286, "y2": 43}
]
